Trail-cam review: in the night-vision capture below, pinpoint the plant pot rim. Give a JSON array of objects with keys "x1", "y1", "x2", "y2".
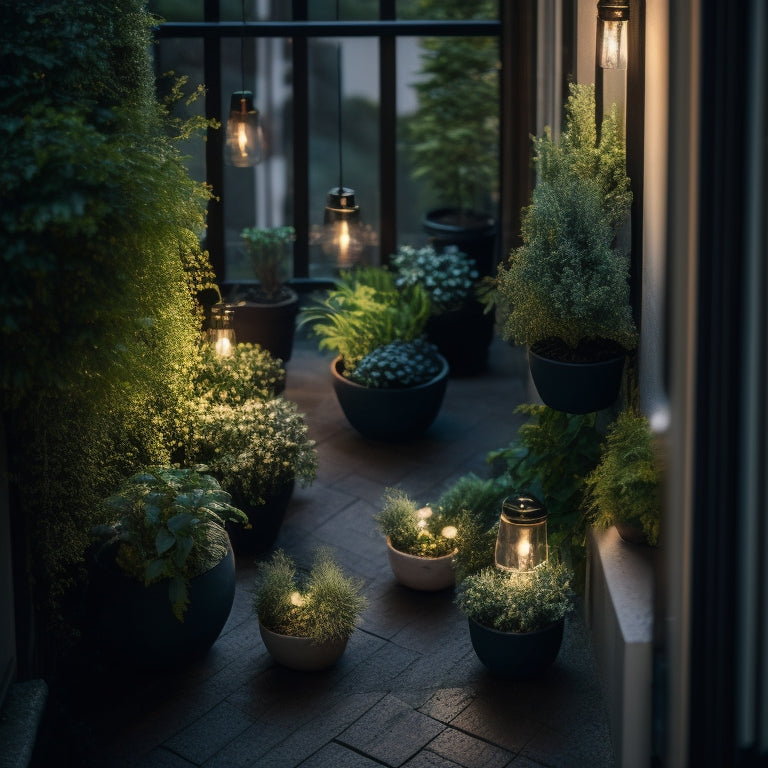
[
  {"x1": 529, "y1": 339, "x2": 627, "y2": 366},
  {"x1": 331, "y1": 354, "x2": 449, "y2": 391},
  {"x1": 467, "y1": 614, "x2": 565, "y2": 637},
  {"x1": 257, "y1": 619, "x2": 346, "y2": 645},
  {"x1": 229, "y1": 286, "x2": 299, "y2": 309},
  {"x1": 385, "y1": 537, "x2": 457, "y2": 562},
  {"x1": 423, "y1": 207, "x2": 496, "y2": 232}
]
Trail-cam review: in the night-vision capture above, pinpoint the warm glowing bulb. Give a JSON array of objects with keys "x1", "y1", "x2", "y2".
[
  {"x1": 290, "y1": 591, "x2": 305, "y2": 607},
  {"x1": 335, "y1": 220, "x2": 351, "y2": 263},
  {"x1": 441, "y1": 525, "x2": 458, "y2": 540},
  {"x1": 214, "y1": 336, "x2": 232, "y2": 357},
  {"x1": 237, "y1": 122, "x2": 248, "y2": 157},
  {"x1": 598, "y1": 19, "x2": 628, "y2": 69},
  {"x1": 417, "y1": 506, "x2": 433, "y2": 520}
]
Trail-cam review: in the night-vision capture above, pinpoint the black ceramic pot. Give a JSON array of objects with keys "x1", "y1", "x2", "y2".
[
  {"x1": 331, "y1": 355, "x2": 449, "y2": 441},
  {"x1": 226, "y1": 481, "x2": 295, "y2": 555},
  {"x1": 425, "y1": 300, "x2": 495, "y2": 377},
  {"x1": 528, "y1": 345, "x2": 625, "y2": 414},
  {"x1": 230, "y1": 289, "x2": 299, "y2": 362},
  {"x1": 89, "y1": 543, "x2": 236, "y2": 669},
  {"x1": 422, "y1": 208, "x2": 497, "y2": 278},
  {"x1": 467, "y1": 616, "x2": 565, "y2": 679}
]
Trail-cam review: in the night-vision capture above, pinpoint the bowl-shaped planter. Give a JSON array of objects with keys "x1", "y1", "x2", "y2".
[
  {"x1": 467, "y1": 616, "x2": 565, "y2": 679},
  {"x1": 89, "y1": 543, "x2": 236, "y2": 669},
  {"x1": 528, "y1": 343, "x2": 625, "y2": 414},
  {"x1": 259, "y1": 622, "x2": 349, "y2": 671},
  {"x1": 331, "y1": 355, "x2": 449, "y2": 441},
  {"x1": 386, "y1": 538, "x2": 456, "y2": 591}
]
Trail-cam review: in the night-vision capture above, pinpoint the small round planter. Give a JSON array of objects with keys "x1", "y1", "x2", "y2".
[
  {"x1": 258, "y1": 622, "x2": 349, "y2": 671},
  {"x1": 226, "y1": 481, "x2": 295, "y2": 556},
  {"x1": 230, "y1": 289, "x2": 299, "y2": 362},
  {"x1": 385, "y1": 539, "x2": 456, "y2": 591},
  {"x1": 528, "y1": 345, "x2": 625, "y2": 414},
  {"x1": 331, "y1": 355, "x2": 449, "y2": 442},
  {"x1": 89, "y1": 543, "x2": 236, "y2": 669},
  {"x1": 467, "y1": 616, "x2": 565, "y2": 679}
]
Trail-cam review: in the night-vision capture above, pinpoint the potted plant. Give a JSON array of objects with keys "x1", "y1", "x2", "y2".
[
  {"x1": 194, "y1": 341, "x2": 286, "y2": 404},
  {"x1": 583, "y1": 408, "x2": 661, "y2": 546},
  {"x1": 493, "y1": 83, "x2": 637, "y2": 414},
  {"x1": 455, "y1": 559, "x2": 573, "y2": 678},
  {"x1": 89, "y1": 467, "x2": 248, "y2": 667},
  {"x1": 252, "y1": 548, "x2": 367, "y2": 670},
  {"x1": 406, "y1": 0, "x2": 499, "y2": 277},
  {"x1": 375, "y1": 488, "x2": 460, "y2": 591},
  {"x1": 391, "y1": 243, "x2": 494, "y2": 376},
  {"x1": 298, "y1": 266, "x2": 449, "y2": 441},
  {"x1": 229, "y1": 225, "x2": 298, "y2": 362},
  {"x1": 188, "y1": 396, "x2": 318, "y2": 554}
]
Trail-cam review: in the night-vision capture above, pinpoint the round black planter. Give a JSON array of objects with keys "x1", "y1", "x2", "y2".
[
  {"x1": 89, "y1": 543, "x2": 236, "y2": 669},
  {"x1": 422, "y1": 208, "x2": 497, "y2": 277},
  {"x1": 230, "y1": 289, "x2": 299, "y2": 362},
  {"x1": 331, "y1": 355, "x2": 449, "y2": 441},
  {"x1": 467, "y1": 616, "x2": 565, "y2": 679},
  {"x1": 226, "y1": 481, "x2": 295, "y2": 555},
  {"x1": 425, "y1": 301, "x2": 495, "y2": 377},
  {"x1": 528, "y1": 346, "x2": 625, "y2": 414}
]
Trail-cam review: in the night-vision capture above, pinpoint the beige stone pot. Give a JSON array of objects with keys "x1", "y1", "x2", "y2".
[
  {"x1": 258, "y1": 622, "x2": 349, "y2": 671},
  {"x1": 385, "y1": 538, "x2": 457, "y2": 591}
]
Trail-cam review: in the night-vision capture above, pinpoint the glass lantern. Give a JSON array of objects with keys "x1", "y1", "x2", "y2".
[
  {"x1": 207, "y1": 304, "x2": 236, "y2": 358},
  {"x1": 494, "y1": 494, "x2": 549, "y2": 573}
]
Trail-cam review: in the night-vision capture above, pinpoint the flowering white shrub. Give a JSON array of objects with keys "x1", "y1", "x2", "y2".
[{"x1": 391, "y1": 244, "x2": 478, "y2": 313}]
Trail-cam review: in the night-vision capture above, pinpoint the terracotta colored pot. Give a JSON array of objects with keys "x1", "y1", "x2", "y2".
[{"x1": 385, "y1": 539, "x2": 456, "y2": 591}]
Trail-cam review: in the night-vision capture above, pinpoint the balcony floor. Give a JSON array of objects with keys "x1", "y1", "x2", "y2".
[{"x1": 35, "y1": 334, "x2": 615, "y2": 768}]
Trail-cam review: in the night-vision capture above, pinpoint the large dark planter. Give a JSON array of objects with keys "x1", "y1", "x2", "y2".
[
  {"x1": 422, "y1": 208, "x2": 497, "y2": 278},
  {"x1": 331, "y1": 355, "x2": 449, "y2": 441},
  {"x1": 89, "y1": 543, "x2": 236, "y2": 669},
  {"x1": 467, "y1": 616, "x2": 565, "y2": 679},
  {"x1": 226, "y1": 481, "x2": 295, "y2": 556},
  {"x1": 425, "y1": 300, "x2": 495, "y2": 377},
  {"x1": 528, "y1": 345, "x2": 625, "y2": 414},
  {"x1": 230, "y1": 288, "x2": 299, "y2": 362}
]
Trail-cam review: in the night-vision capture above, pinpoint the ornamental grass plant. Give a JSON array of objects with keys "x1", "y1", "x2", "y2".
[{"x1": 253, "y1": 548, "x2": 367, "y2": 643}]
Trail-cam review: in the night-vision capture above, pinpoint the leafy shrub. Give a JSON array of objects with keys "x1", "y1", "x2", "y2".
[
  {"x1": 240, "y1": 225, "x2": 296, "y2": 301},
  {"x1": 347, "y1": 339, "x2": 443, "y2": 388},
  {"x1": 455, "y1": 560, "x2": 573, "y2": 633},
  {"x1": 253, "y1": 548, "x2": 367, "y2": 643}
]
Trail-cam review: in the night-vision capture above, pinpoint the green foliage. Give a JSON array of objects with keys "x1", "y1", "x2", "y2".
[
  {"x1": 375, "y1": 488, "x2": 459, "y2": 558},
  {"x1": 406, "y1": 0, "x2": 499, "y2": 213},
  {"x1": 0, "y1": 0, "x2": 213, "y2": 648},
  {"x1": 495, "y1": 83, "x2": 637, "y2": 352},
  {"x1": 487, "y1": 404, "x2": 602, "y2": 560},
  {"x1": 92, "y1": 467, "x2": 247, "y2": 622},
  {"x1": 455, "y1": 560, "x2": 573, "y2": 633},
  {"x1": 436, "y1": 473, "x2": 515, "y2": 582},
  {"x1": 193, "y1": 343, "x2": 286, "y2": 405},
  {"x1": 391, "y1": 244, "x2": 479, "y2": 314},
  {"x1": 253, "y1": 548, "x2": 367, "y2": 643},
  {"x1": 188, "y1": 397, "x2": 318, "y2": 507},
  {"x1": 347, "y1": 339, "x2": 443, "y2": 389},
  {"x1": 298, "y1": 266, "x2": 432, "y2": 374},
  {"x1": 240, "y1": 225, "x2": 296, "y2": 301},
  {"x1": 583, "y1": 409, "x2": 661, "y2": 545}
]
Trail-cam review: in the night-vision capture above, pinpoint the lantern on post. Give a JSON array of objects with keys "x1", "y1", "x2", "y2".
[
  {"x1": 494, "y1": 494, "x2": 549, "y2": 573},
  {"x1": 207, "y1": 304, "x2": 236, "y2": 358}
]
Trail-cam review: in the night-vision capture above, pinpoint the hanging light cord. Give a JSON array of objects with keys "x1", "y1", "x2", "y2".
[
  {"x1": 240, "y1": 0, "x2": 246, "y2": 95},
  {"x1": 335, "y1": 0, "x2": 343, "y2": 193}
]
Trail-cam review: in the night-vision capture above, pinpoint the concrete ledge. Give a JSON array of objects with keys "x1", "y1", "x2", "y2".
[
  {"x1": 586, "y1": 526, "x2": 655, "y2": 768},
  {"x1": 0, "y1": 679, "x2": 48, "y2": 768}
]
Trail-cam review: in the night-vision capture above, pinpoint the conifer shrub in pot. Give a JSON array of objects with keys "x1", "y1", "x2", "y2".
[
  {"x1": 583, "y1": 408, "x2": 662, "y2": 546},
  {"x1": 493, "y1": 83, "x2": 637, "y2": 414},
  {"x1": 456, "y1": 560, "x2": 573, "y2": 679},
  {"x1": 252, "y1": 548, "x2": 367, "y2": 671},
  {"x1": 89, "y1": 467, "x2": 247, "y2": 668},
  {"x1": 298, "y1": 266, "x2": 449, "y2": 441}
]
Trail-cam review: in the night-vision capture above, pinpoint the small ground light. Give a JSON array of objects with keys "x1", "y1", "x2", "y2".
[{"x1": 208, "y1": 304, "x2": 236, "y2": 357}]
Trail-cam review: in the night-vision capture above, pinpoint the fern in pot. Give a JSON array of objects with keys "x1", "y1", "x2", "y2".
[
  {"x1": 252, "y1": 548, "x2": 367, "y2": 670},
  {"x1": 493, "y1": 83, "x2": 637, "y2": 414},
  {"x1": 298, "y1": 266, "x2": 449, "y2": 441}
]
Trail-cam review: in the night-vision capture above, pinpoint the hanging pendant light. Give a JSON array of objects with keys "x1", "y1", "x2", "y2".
[
  {"x1": 321, "y1": 3, "x2": 365, "y2": 267},
  {"x1": 226, "y1": 0, "x2": 264, "y2": 167}
]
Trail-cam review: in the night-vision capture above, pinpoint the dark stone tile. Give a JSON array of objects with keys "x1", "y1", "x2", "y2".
[
  {"x1": 162, "y1": 701, "x2": 254, "y2": 764},
  {"x1": 418, "y1": 688, "x2": 475, "y2": 723},
  {"x1": 427, "y1": 727, "x2": 513, "y2": 768},
  {"x1": 125, "y1": 747, "x2": 198, "y2": 768},
  {"x1": 520, "y1": 720, "x2": 615, "y2": 768},
  {"x1": 401, "y1": 752, "x2": 463, "y2": 768},
  {"x1": 297, "y1": 741, "x2": 384, "y2": 768},
  {"x1": 338, "y1": 694, "x2": 445, "y2": 767}
]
